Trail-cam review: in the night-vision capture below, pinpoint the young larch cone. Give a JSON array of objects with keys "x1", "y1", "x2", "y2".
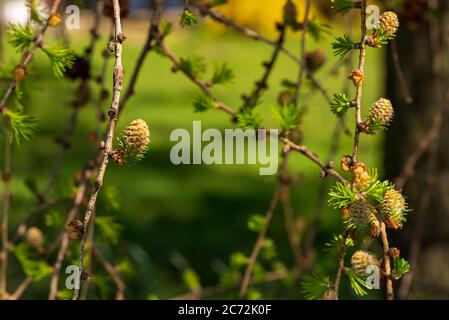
[
  {"x1": 352, "y1": 162, "x2": 370, "y2": 192},
  {"x1": 370, "y1": 98, "x2": 394, "y2": 125},
  {"x1": 351, "y1": 250, "x2": 377, "y2": 277},
  {"x1": 379, "y1": 11, "x2": 399, "y2": 37},
  {"x1": 349, "y1": 200, "x2": 376, "y2": 230},
  {"x1": 381, "y1": 189, "x2": 406, "y2": 229},
  {"x1": 26, "y1": 227, "x2": 44, "y2": 248},
  {"x1": 122, "y1": 119, "x2": 150, "y2": 155}
]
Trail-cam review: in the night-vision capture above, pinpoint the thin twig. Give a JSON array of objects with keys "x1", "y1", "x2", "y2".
[
  {"x1": 73, "y1": 0, "x2": 126, "y2": 300},
  {"x1": 380, "y1": 222, "x2": 393, "y2": 300},
  {"x1": 0, "y1": 0, "x2": 101, "y2": 264},
  {"x1": 49, "y1": 166, "x2": 93, "y2": 300},
  {"x1": 92, "y1": 246, "x2": 125, "y2": 300},
  {"x1": 49, "y1": 2, "x2": 165, "y2": 299},
  {"x1": 119, "y1": 0, "x2": 165, "y2": 113},
  {"x1": 279, "y1": 155, "x2": 302, "y2": 268},
  {"x1": 303, "y1": 123, "x2": 342, "y2": 257},
  {"x1": 351, "y1": 0, "x2": 367, "y2": 162},
  {"x1": 0, "y1": 0, "x2": 62, "y2": 112},
  {"x1": 157, "y1": 40, "x2": 237, "y2": 118},
  {"x1": 192, "y1": 3, "x2": 341, "y2": 125},
  {"x1": 242, "y1": 24, "x2": 286, "y2": 110},
  {"x1": 239, "y1": 172, "x2": 283, "y2": 297},
  {"x1": 79, "y1": 214, "x2": 96, "y2": 300},
  {"x1": 158, "y1": 37, "x2": 347, "y2": 183},
  {"x1": 293, "y1": 0, "x2": 311, "y2": 107},
  {"x1": 281, "y1": 137, "x2": 347, "y2": 183},
  {"x1": 8, "y1": 276, "x2": 33, "y2": 300},
  {"x1": 333, "y1": 231, "x2": 349, "y2": 300},
  {"x1": 172, "y1": 269, "x2": 287, "y2": 300}
]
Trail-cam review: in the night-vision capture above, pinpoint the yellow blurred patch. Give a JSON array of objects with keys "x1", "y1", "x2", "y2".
[{"x1": 207, "y1": 0, "x2": 321, "y2": 36}]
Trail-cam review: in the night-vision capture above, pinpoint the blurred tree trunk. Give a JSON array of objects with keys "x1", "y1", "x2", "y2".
[{"x1": 385, "y1": 0, "x2": 449, "y2": 299}]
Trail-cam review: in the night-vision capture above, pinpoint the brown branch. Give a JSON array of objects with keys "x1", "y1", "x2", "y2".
[
  {"x1": 279, "y1": 155, "x2": 302, "y2": 268},
  {"x1": 73, "y1": 0, "x2": 126, "y2": 300},
  {"x1": 92, "y1": 246, "x2": 125, "y2": 300},
  {"x1": 79, "y1": 213, "x2": 96, "y2": 300},
  {"x1": 303, "y1": 11, "x2": 353, "y2": 257},
  {"x1": 157, "y1": 40, "x2": 237, "y2": 118},
  {"x1": 0, "y1": 0, "x2": 104, "y2": 271},
  {"x1": 0, "y1": 0, "x2": 62, "y2": 112},
  {"x1": 49, "y1": 2, "x2": 165, "y2": 299},
  {"x1": 380, "y1": 222, "x2": 394, "y2": 300},
  {"x1": 238, "y1": 155, "x2": 288, "y2": 297},
  {"x1": 303, "y1": 123, "x2": 342, "y2": 258},
  {"x1": 8, "y1": 276, "x2": 33, "y2": 300},
  {"x1": 172, "y1": 269, "x2": 287, "y2": 300},
  {"x1": 293, "y1": 0, "x2": 312, "y2": 106},
  {"x1": 281, "y1": 137, "x2": 347, "y2": 183},
  {"x1": 195, "y1": 4, "x2": 288, "y2": 50},
  {"x1": 192, "y1": 3, "x2": 340, "y2": 124},
  {"x1": 158, "y1": 37, "x2": 347, "y2": 184},
  {"x1": 351, "y1": 0, "x2": 367, "y2": 162},
  {"x1": 49, "y1": 165, "x2": 94, "y2": 300},
  {"x1": 119, "y1": 0, "x2": 164, "y2": 113},
  {"x1": 242, "y1": 24, "x2": 286, "y2": 110},
  {"x1": 332, "y1": 231, "x2": 349, "y2": 300}
]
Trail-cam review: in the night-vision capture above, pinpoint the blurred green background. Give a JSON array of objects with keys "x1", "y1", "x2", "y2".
[{"x1": 1, "y1": 5, "x2": 387, "y2": 299}]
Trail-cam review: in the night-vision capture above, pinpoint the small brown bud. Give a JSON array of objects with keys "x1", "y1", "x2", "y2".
[
  {"x1": 370, "y1": 222, "x2": 381, "y2": 238},
  {"x1": 366, "y1": 35, "x2": 379, "y2": 48},
  {"x1": 305, "y1": 49, "x2": 327, "y2": 73},
  {"x1": 340, "y1": 207, "x2": 350, "y2": 220},
  {"x1": 81, "y1": 271, "x2": 91, "y2": 282},
  {"x1": 359, "y1": 119, "x2": 372, "y2": 134},
  {"x1": 385, "y1": 215, "x2": 403, "y2": 230},
  {"x1": 48, "y1": 13, "x2": 62, "y2": 28},
  {"x1": 389, "y1": 247, "x2": 401, "y2": 258},
  {"x1": 110, "y1": 149, "x2": 124, "y2": 166},
  {"x1": 320, "y1": 169, "x2": 327, "y2": 179},
  {"x1": 13, "y1": 65, "x2": 26, "y2": 81},
  {"x1": 348, "y1": 69, "x2": 364, "y2": 87},
  {"x1": 107, "y1": 41, "x2": 115, "y2": 53},
  {"x1": 277, "y1": 90, "x2": 293, "y2": 106},
  {"x1": 340, "y1": 155, "x2": 353, "y2": 172},
  {"x1": 67, "y1": 219, "x2": 84, "y2": 240},
  {"x1": 118, "y1": 32, "x2": 127, "y2": 43}
]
